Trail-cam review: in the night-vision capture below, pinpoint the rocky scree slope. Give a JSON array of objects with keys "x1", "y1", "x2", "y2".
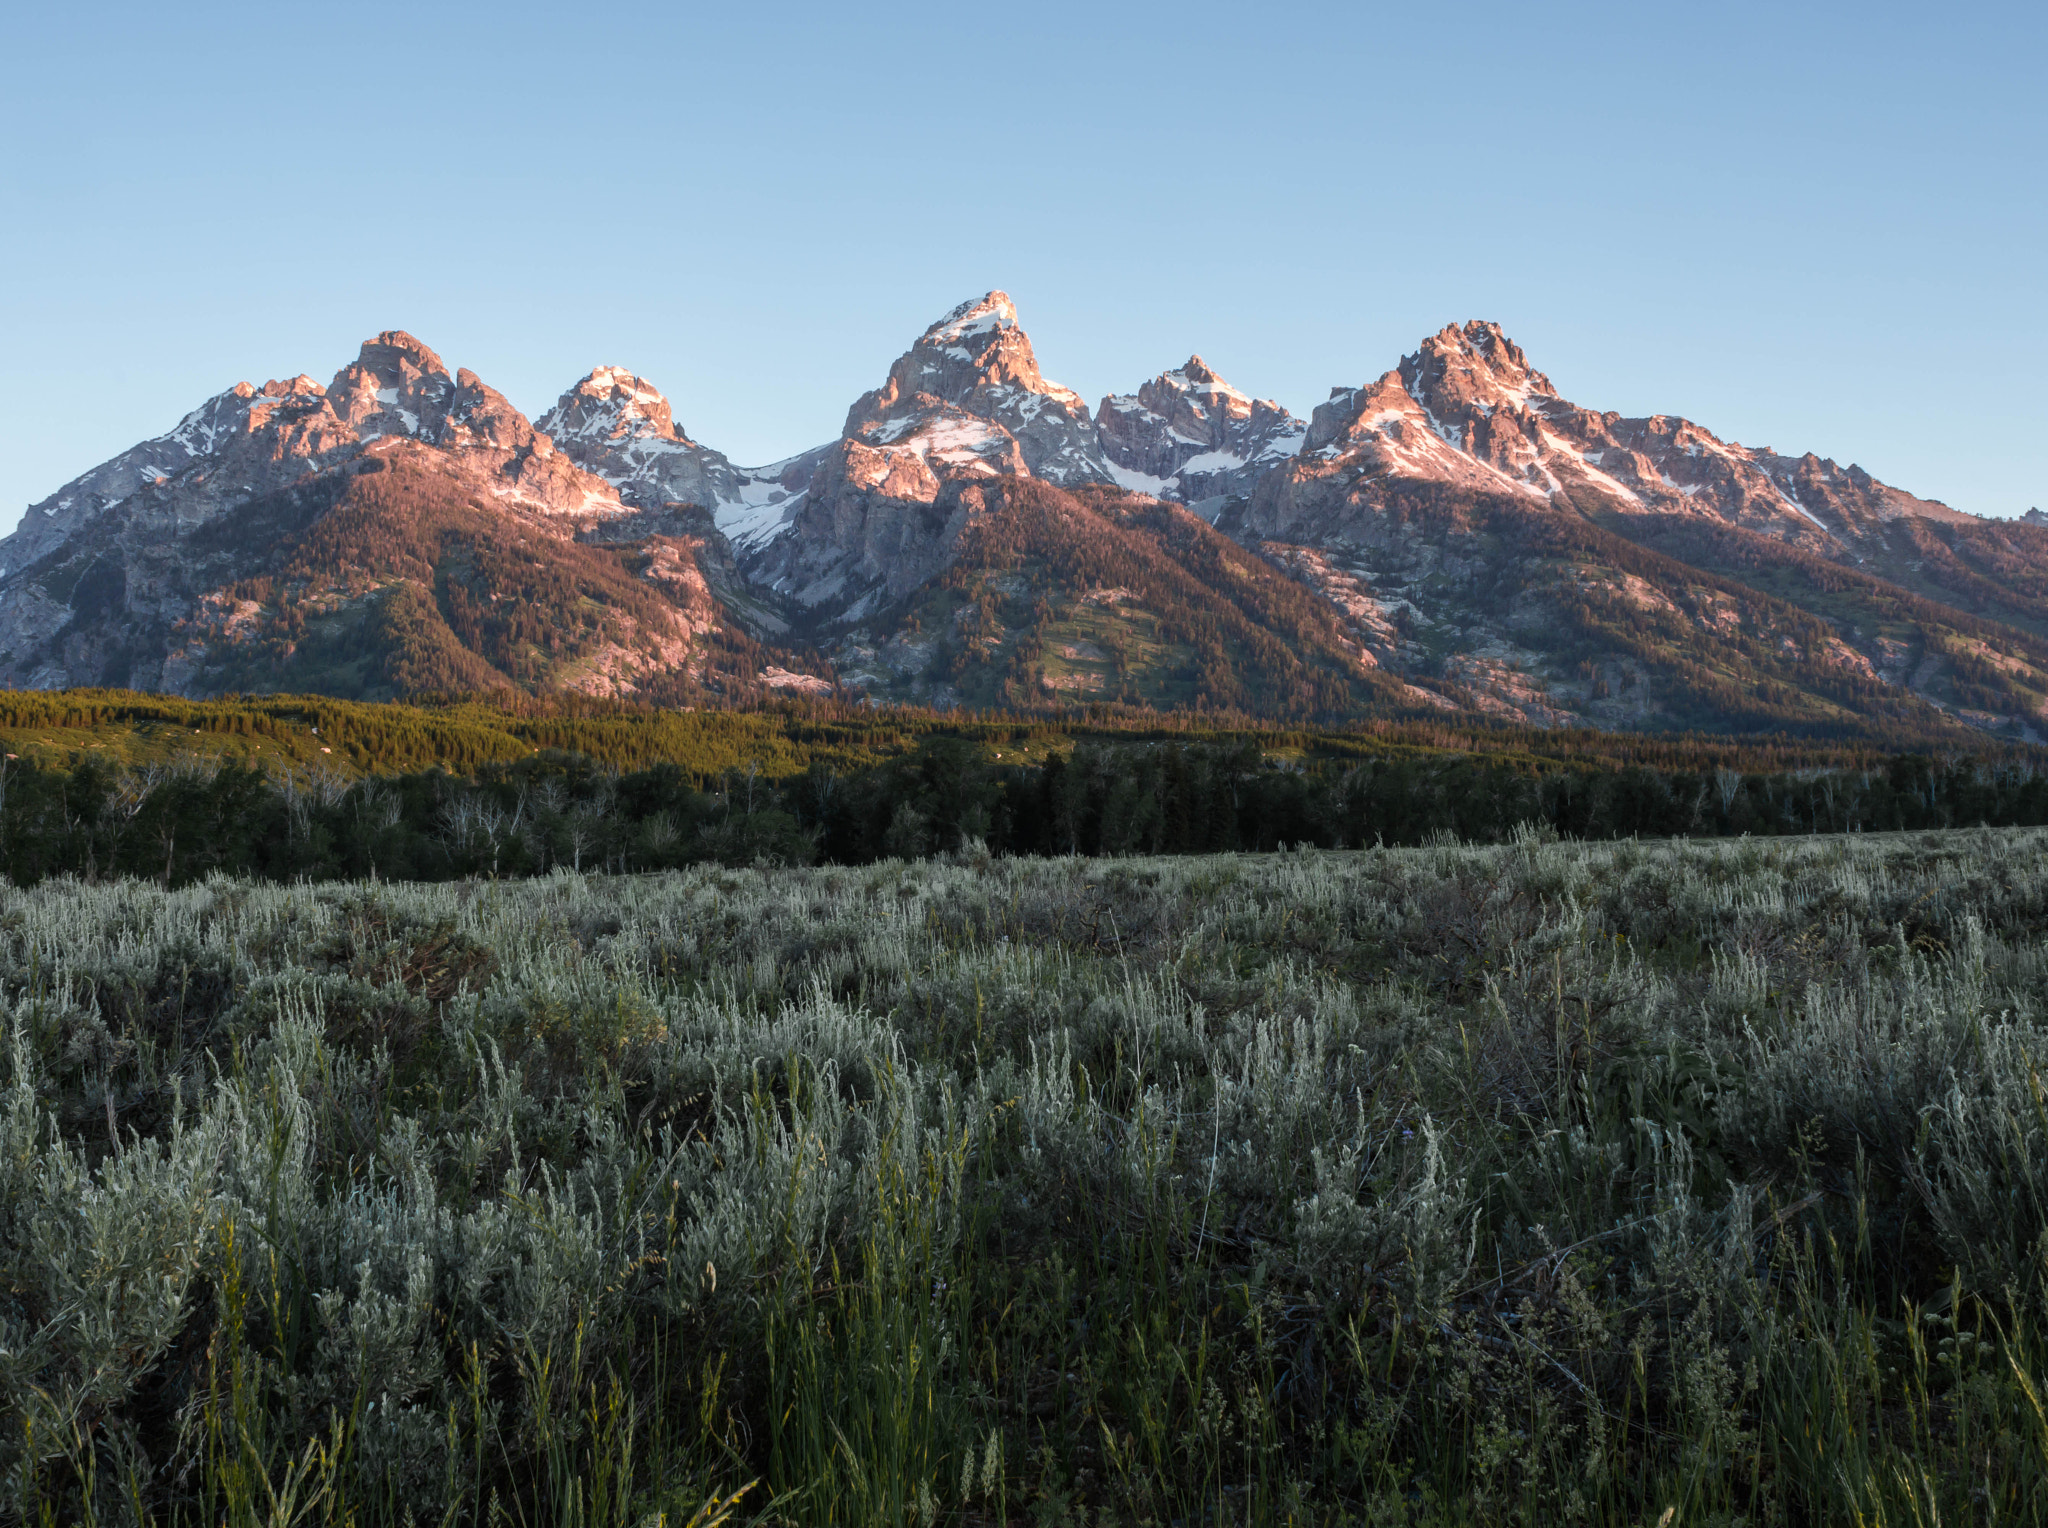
[{"x1": 812, "y1": 476, "x2": 1435, "y2": 715}]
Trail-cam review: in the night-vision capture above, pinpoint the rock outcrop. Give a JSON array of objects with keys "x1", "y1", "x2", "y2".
[
  {"x1": 539, "y1": 366, "x2": 745, "y2": 514},
  {"x1": 0, "y1": 335, "x2": 751, "y2": 698},
  {"x1": 746, "y1": 292, "x2": 1115, "y2": 619},
  {"x1": 5, "y1": 299, "x2": 2044, "y2": 737},
  {"x1": 1095, "y1": 357, "x2": 1304, "y2": 511},
  {"x1": 841, "y1": 292, "x2": 1113, "y2": 488},
  {"x1": 1250, "y1": 321, "x2": 1966, "y2": 554}
]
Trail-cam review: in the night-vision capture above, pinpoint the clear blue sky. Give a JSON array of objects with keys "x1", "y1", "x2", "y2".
[{"x1": 2, "y1": 2, "x2": 2041, "y2": 530}]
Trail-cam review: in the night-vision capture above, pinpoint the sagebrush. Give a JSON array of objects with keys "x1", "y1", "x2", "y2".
[{"x1": 6, "y1": 829, "x2": 2048, "y2": 1524}]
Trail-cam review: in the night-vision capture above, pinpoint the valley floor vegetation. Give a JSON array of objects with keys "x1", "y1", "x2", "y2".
[
  {"x1": 7, "y1": 729, "x2": 2048, "y2": 889},
  {"x1": 6, "y1": 830, "x2": 2048, "y2": 1524}
]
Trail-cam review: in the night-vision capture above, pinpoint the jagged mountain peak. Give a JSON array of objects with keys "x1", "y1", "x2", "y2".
[
  {"x1": 327, "y1": 330, "x2": 457, "y2": 443},
  {"x1": 857, "y1": 290, "x2": 1082, "y2": 416},
  {"x1": 9, "y1": 367, "x2": 362, "y2": 547},
  {"x1": 1267, "y1": 316, "x2": 1982, "y2": 568},
  {"x1": 1294, "y1": 319, "x2": 1718, "y2": 508},
  {"x1": 362, "y1": 329, "x2": 448, "y2": 370},
  {"x1": 534, "y1": 365, "x2": 779, "y2": 527},
  {"x1": 335, "y1": 331, "x2": 455, "y2": 403},
  {"x1": 747, "y1": 292, "x2": 1113, "y2": 615},
  {"x1": 921, "y1": 290, "x2": 1021, "y2": 346},
  {"x1": 0, "y1": 327, "x2": 706, "y2": 701},
  {"x1": 6, "y1": 297, "x2": 2036, "y2": 740},
  {"x1": 1169, "y1": 355, "x2": 1241, "y2": 394},
  {"x1": 1097, "y1": 355, "x2": 1305, "y2": 508},
  {"x1": 1298, "y1": 369, "x2": 1539, "y2": 496},
  {"x1": 587, "y1": 365, "x2": 674, "y2": 421},
  {"x1": 308, "y1": 332, "x2": 567, "y2": 480},
  {"x1": 540, "y1": 367, "x2": 686, "y2": 447},
  {"x1": 1143, "y1": 356, "x2": 1257, "y2": 421},
  {"x1": 838, "y1": 292, "x2": 1109, "y2": 490},
  {"x1": 1402, "y1": 320, "x2": 1559, "y2": 420}
]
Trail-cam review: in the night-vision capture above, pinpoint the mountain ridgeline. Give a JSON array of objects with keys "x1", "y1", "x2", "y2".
[{"x1": 8, "y1": 295, "x2": 2048, "y2": 743}]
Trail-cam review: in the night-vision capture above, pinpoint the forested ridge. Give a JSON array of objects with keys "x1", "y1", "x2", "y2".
[
  {"x1": 1, "y1": 687, "x2": 2044, "y2": 887},
  {"x1": 914, "y1": 482, "x2": 1400, "y2": 714}
]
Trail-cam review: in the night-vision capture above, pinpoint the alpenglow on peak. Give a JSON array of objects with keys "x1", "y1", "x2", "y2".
[
  {"x1": 0, "y1": 299, "x2": 2021, "y2": 743},
  {"x1": 921, "y1": 291, "x2": 1021, "y2": 345}
]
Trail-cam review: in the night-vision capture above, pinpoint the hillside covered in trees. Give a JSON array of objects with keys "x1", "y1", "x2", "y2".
[{"x1": 0, "y1": 688, "x2": 2043, "y2": 887}]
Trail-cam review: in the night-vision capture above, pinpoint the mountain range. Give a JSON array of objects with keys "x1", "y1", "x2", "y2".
[{"x1": 7, "y1": 292, "x2": 2048, "y2": 741}]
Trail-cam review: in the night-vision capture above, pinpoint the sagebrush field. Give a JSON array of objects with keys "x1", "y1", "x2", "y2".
[{"x1": 7, "y1": 831, "x2": 2048, "y2": 1524}]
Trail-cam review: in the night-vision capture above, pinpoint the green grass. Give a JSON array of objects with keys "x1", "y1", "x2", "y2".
[{"x1": 7, "y1": 832, "x2": 2048, "y2": 1523}]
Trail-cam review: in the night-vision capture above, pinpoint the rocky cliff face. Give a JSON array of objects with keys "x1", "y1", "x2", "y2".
[
  {"x1": 1096, "y1": 357, "x2": 1305, "y2": 511},
  {"x1": 7, "y1": 300, "x2": 2045, "y2": 738},
  {"x1": 0, "y1": 335, "x2": 798, "y2": 701},
  {"x1": 842, "y1": 292, "x2": 1113, "y2": 488},
  {"x1": 1251, "y1": 321, "x2": 1967, "y2": 554},
  {"x1": 744, "y1": 292, "x2": 1115, "y2": 620},
  {"x1": 1232, "y1": 321, "x2": 2048, "y2": 735},
  {"x1": 538, "y1": 366, "x2": 745, "y2": 515}
]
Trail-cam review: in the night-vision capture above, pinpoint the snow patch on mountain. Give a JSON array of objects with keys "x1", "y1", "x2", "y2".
[
  {"x1": 714, "y1": 456, "x2": 819, "y2": 552},
  {"x1": 923, "y1": 292, "x2": 1020, "y2": 345},
  {"x1": 1105, "y1": 461, "x2": 1180, "y2": 497},
  {"x1": 1096, "y1": 356, "x2": 1306, "y2": 503},
  {"x1": 842, "y1": 291, "x2": 1112, "y2": 488}
]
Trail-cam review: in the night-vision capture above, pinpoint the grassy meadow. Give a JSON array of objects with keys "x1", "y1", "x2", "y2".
[{"x1": 6, "y1": 830, "x2": 2048, "y2": 1524}]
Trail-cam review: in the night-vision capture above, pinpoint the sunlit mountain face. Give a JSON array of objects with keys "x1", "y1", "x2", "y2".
[{"x1": 7, "y1": 296, "x2": 2048, "y2": 740}]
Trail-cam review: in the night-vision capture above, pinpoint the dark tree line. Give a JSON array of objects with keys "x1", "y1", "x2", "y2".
[{"x1": 2, "y1": 740, "x2": 2044, "y2": 888}]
